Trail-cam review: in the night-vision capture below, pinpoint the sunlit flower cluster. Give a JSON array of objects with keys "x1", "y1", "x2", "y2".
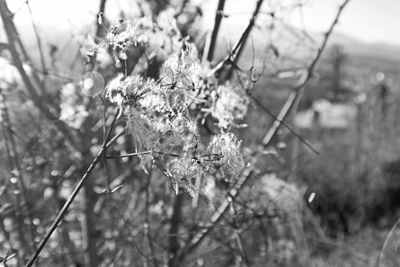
[
  {"x1": 208, "y1": 133, "x2": 244, "y2": 177},
  {"x1": 90, "y1": 14, "x2": 248, "y2": 196},
  {"x1": 210, "y1": 83, "x2": 249, "y2": 129},
  {"x1": 105, "y1": 17, "x2": 153, "y2": 62},
  {"x1": 167, "y1": 157, "x2": 201, "y2": 197}
]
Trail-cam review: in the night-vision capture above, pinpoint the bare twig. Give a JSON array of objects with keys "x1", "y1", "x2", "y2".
[
  {"x1": 177, "y1": 163, "x2": 257, "y2": 262},
  {"x1": 0, "y1": 90, "x2": 37, "y2": 257},
  {"x1": 177, "y1": 1, "x2": 351, "y2": 262},
  {"x1": 231, "y1": 205, "x2": 250, "y2": 267},
  {"x1": 0, "y1": 0, "x2": 78, "y2": 150},
  {"x1": 262, "y1": 0, "x2": 351, "y2": 146},
  {"x1": 168, "y1": 192, "x2": 184, "y2": 267},
  {"x1": 24, "y1": 111, "x2": 121, "y2": 267},
  {"x1": 96, "y1": 0, "x2": 108, "y2": 37},
  {"x1": 208, "y1": 0, "x2": 264, "y2": 78},
  {"x1": 26, "y1": 1, "x2": 47, "y2": 80},
  {"x1": 248, "y1": 93, "x2": 319, "y2": 154},
  {"x1": 174, "y1": 0, "x2": 189, "y2": 19},
  {"x1": 144, "y1": 164, "x2": 159, "y2": 267},
  {"x1": 223, "y1": 0, "x2": 264, "y2": 79},
  {"x1": 206, "y1": 0, "x2": 226, "y2": 61}
]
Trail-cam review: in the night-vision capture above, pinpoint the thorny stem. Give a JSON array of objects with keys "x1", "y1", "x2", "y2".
[{"x1": 24, "y1": 111, "x2": 121, "y2": 267}]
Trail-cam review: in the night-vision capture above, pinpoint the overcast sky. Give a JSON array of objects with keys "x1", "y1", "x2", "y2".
[{"x1": 7, "y1": 0, "x2": 400, "y2": 46}]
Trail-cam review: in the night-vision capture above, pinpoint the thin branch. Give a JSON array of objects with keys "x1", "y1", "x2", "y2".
[
  {"x1": 206, "y1": 0, "x2": 226, "y2": 62},
  {"x1": 208, "y1": 0, "x2": 264, "y2": 78},
  {"x1": 174, "y1": 0, "x2": 189, "y2": 19},
  {"x1": 0, "y1": 0, "x2": 79, "y2": 151},
  {"x1": 177, "y1": 2, "x2": 351, "y2": 261},
  {"x1": 107, "y1": 151, "x2": 221, "y2": 161},
  {"x1": 168, "y1": 192, "x2": 184, "y2": 267},
  {"x1": 249, "y1": 93, "x2": 319, "y2": 154},
  {"x1": 24, "y1": 111, "x2": 121, "y2": 267},
  {"x1": 106, "y1": 150, "x2": 152, "y2": 159},
  {"x1": 262, "y1": 0, "x2": 351, "y2": 146},
  {"x1": 26, "y1": 1, "x2": 47, "y2": 80},
  {"x1": 231, "y1": 205, "x2": 250, "y2": 267},
  {"x1": 0, "y1": 41, "x2": 8, "y2": 51},
  {"x1": 223, "y1": 0, "x2": 264, "y2": 79},
  {"x1": 0, "y1": 95, "x2": 37, "y2": 254},
  {"x1": 177, "y1": 161, "x2": 258, "y2": 261},
  {"x1": 95, "y1": 0, "x2": 108, "y2": 37},
  {"x1": 144, "y1": 164, "x2": 159, "y2": 267}
]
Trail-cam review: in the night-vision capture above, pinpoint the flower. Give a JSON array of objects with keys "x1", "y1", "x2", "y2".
[
  {"x1": 207, "y1": 133, "x2": 244, "y2": 177},
  {"x1": 126, "y1": 107, "x2": 159, "y2": 150},
  {"x1": 105, "y1": 74, "x2": 162, "y2": 108},
  {"x1": 210, "y1": 83, "x2": 249, "y2": 128},
  {"x1": 167, "y1": 157, "x2": 201, "y2": 197}
]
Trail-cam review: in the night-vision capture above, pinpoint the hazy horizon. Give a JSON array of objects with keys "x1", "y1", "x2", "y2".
[{"x1": 5, "y1": 0, "x2": 400, "y2": 47}]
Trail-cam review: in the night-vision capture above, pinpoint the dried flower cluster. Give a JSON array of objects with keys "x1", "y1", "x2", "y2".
[
  {"x1": 210, "y1": 83, "x2": 249, "y2": 128},
  {"x1": 83, "y1": 13, "x2": 250, "y2": 196}
]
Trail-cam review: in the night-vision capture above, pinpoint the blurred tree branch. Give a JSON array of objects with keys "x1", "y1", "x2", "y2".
[
  {"x1": 24, "y1": 112, "x2": 122, "y2": 267},
  {"x1": 0, "y1": 0, "x2": 79, "y2": 151},
  {"x1": 262, "y1": 0, "x2": 351, "y2": 147},
  {"x1": 206, "y1": 0, "x2": 226, "y2": 62}
]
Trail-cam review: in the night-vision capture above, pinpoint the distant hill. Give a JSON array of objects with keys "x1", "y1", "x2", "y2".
[
  {"x1": 327, "y1": 32, "x2": 400, "y2": 63},
  {"x1": 8, "y1": 20, "x2": 400, "y2": 81}
]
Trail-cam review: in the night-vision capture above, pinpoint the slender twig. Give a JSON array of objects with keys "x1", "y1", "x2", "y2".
[
  {"x1": 249, "y1": 93, "x2": 319, "y2": 154},
  {"x1": 177, "y1": 1, "x2": 351, "y2": 262},
  {"x1": 106, "y1": 151, "x2": 221, "y2": 161},
  {"x1": 168, "y1": 192, "x2": 184, "y2": 267},
  {"x1": 206, "y1": 0, "x2": 226, "y2": 61},
  {"x1": 96, "y1": 0, "x2": 108, "y2": 37},
  {"x1": 26, "y1": 1, "x2": 47, "y2": 80},
  {"x1": 177, "y1": 162, "x2": 257, "y2": 261},
  {"x1": 1, "y1": 126, "x2": 30, "y2": 260},
  {"x1": 106, "y1": 150, "x2": 152, "y2": 159},
  {"x1": 223, "y1": 0, "x2": 264, "y2": 80},
  {"x1": 144, "y1": 163, "x2": 159, "y2": 267},
  {"x1": 0, "y1": 0, "x2": 78, "y2": 151},
  {"x1": 208, "y1": 0, "x2": 264, "y2": 78},
  {"x1": 0, "y1": 90, "x2": 37, "y2": 257},
  {"x1": 24, "y1": 111, "x2": 121, "y2": 267},
  {"x1": 174, "y1": 0, "x2": 189, "y2": 18},
  {"x1": 231, "y1": 204, "x2": 250, "y2": 267},
  {"x1": 262, "y1": 0, "x2": 351, "y2": 146}
]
